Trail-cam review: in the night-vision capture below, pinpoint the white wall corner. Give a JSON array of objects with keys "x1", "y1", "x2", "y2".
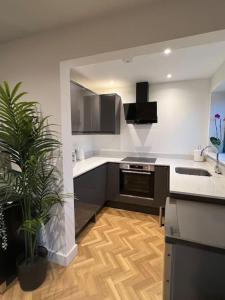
[
  {"x1": 48, "y1": 243, "x2": 78, "y2": 266},
  {"x1": 59, "y1": 62, "x2": 76, "y2": 263}
]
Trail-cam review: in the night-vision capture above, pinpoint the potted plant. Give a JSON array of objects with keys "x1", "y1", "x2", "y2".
[
  {"x1": 210, "y1": 113, "x2": 224, "y2": 151},
  {"x1": 210, "y1": 113, "x2": 225, "y2": 174},
  {"x1": 0, "y1": 81, "x2": 63, "y2": 291}
]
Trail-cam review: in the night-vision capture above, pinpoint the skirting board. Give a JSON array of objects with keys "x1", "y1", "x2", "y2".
[{"x1": 47, "y1": 243, "x2": 78, "y2": 266}]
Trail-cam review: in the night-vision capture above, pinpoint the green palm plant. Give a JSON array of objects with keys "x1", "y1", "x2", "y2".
[{"x1": 0, "y1": 81, "x2": 63, "y2": 265}]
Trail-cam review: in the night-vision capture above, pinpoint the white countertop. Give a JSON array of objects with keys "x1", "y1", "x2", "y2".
[
  {"x1": 73, "y1": 156, "x2": 225, "y2": 200},
  {"x1": 73, "y1": 156, "x2": 121, "y2": 177},
  {"x1": 207, "y1": 151, "x2": 225, "y2": 166}
]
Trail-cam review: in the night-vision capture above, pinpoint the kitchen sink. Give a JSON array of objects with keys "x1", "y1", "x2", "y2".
[{"x1": 175, "y1": 167, "x2": 212, "y2": 177}]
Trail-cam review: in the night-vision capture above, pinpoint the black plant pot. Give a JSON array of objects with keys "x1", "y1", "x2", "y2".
[{"x1": 17, "y1": 246, "x2": 48, "y2": 291}]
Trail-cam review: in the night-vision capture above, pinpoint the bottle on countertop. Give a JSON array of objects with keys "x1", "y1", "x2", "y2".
[
  {"x1": 72, "y1": 150, "x2": 77, "y2": 163},
  {"x1": 76, "y1": 146, "x2": 85, "y2": 161},
  {"x1": 194, "y1": 145, "x2": 204, "y2": 162}
]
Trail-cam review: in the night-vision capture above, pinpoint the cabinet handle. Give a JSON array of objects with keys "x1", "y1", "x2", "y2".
[{"x1": 121, "y1": 170, "x2": 152, "y2": 175}]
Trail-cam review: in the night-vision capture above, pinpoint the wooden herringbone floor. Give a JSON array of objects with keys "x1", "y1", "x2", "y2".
[{"x1": 2, "y1": 207, "x2": 164, "y2": 300}]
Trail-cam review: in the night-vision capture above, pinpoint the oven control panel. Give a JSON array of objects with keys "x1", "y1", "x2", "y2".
[{"x1": 120, "y1": 163, "x2": 155, "y2": 172}]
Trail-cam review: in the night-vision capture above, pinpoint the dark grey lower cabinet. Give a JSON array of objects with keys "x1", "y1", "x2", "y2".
[
  {"x1": 74, "y1": 163, "x2": 169, "y2": 236},
  {"x1": 106, "y1": 163, "x2": 120, "y2": 201},
  {"x1": 164, "y1": 243, "x2": 225, "y2": 300},
  {"x1": 74, "y1": 164, "x2": 107, "y2": 236},
  {"x1": 106, "y1": 164, "x2": 169, "y2": 214},
  {"x1": 154, "y1": 165, "x2": 170, "y2": 208}
]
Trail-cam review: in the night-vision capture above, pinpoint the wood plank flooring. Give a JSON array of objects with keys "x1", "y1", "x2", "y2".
[{"x1": 2, "y1": 207, "x2": 164, "y2": 300}]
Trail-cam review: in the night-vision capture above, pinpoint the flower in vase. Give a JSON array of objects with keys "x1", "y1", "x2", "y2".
[{"x1": 210, "y1": 113, "x2": 224, "y2": 152}]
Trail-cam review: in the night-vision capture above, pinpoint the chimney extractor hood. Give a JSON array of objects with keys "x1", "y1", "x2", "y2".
[{"x1": 123, "y1": 82, "x2": 157, "y2": 124}]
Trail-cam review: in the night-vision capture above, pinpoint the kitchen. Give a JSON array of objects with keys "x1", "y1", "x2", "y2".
[
  {"x1": 1, "y1": 2, "x2": 225, "y2": 299},
  {"x1": 69, "y1": 40, "x2": 225, "y2": 299},
  {"x1": 2, "y1": 35, "x2": 225, "y2": 300}
]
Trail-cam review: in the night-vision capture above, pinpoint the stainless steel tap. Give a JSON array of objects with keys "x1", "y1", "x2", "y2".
[
  {"x1": 200, "y1": 145, "x2": 212, "y2": 156},
  {"x1": 214, "y1": 153, "x2": 222, "y2": 174},
  {"x1": 201, "y1": 146, "x2": 222, "y2": 174}
]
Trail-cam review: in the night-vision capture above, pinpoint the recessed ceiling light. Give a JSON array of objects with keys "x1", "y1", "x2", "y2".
[
  {"x1": 122, "y1": 57, "x2": 133, "y2": 63},
  {"x1": 167, "y1": 74, "x2": 172, "y2": 79},
  {"x1": 164, "y1": 48, "x2": 171, "y2": 55}
]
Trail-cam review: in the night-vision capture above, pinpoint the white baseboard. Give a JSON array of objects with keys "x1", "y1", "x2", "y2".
[{"x1": 47, "y1": 243, "x2": 78, "y2": 266}]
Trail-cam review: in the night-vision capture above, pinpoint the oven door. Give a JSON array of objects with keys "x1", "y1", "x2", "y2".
[{"x1": 120, "y1": 169, "x2": 154, "y2": 199}]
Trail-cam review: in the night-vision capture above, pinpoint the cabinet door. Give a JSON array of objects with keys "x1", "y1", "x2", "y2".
[
  {"x1": 83, "y1": 95, "x2": 100, "y2": 132},
  {"x1": 90, "y1": 164, "x2": 107, "y2": 210},
  {"x1": 100, "y1": 95, "x2": 121, "y2": 134},
  {"x1": 71, "y1": 82, "x2": 85, "y2": 133},
  {"x1": 154, "y1": 165, "x2": 170, "y2": 207},
  {"x1": 100, "y1": 95, "x2": 115, "y2": 133},
  {"x1": 74, "y1": 173, "x2": 98, "y2": 235},
  {"x1": 169, "y1": 243, "x2": 225, "y2": 300},
  {"x1": 74, "y1": 164, "x2": 107, "y2": 235},
  {"x1": 70, "y1": 82, "x2": 100, "y2": 134},
  {"x1": 106, "y1": 163, "x2": 120, "y2": 201}
]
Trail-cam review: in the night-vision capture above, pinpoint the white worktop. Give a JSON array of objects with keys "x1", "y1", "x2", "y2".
[
  {"x1": 73, "y1": 156, "x2": 121, "y2": 177},
  {"x1": 73, "y1": 156, "x2": 225, "y2": 200}
]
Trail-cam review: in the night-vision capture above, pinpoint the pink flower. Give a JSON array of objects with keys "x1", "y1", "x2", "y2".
[{"x1": 215, "y1": 113, "x2": 221, "y2": 119}]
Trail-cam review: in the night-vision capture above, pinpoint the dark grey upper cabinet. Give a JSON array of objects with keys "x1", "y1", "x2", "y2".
[
  {"x1": 83, "y1": 94, "x2": 101, "y2": 132},
  {"x1": 71, "y1": 82, "x2": 121, "y2": 134},
  {"x1": 100, "y1": 94, "x2": 121, "y2": 134},
  {"x1": 71, "y1": 82, "x2": 99, "y2": 133}
]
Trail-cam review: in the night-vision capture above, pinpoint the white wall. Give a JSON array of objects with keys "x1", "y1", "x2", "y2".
[
  {"x1": 0, "y1": 0, "x2": 224, "y2": 264},
  {"x1": 91, "y1": 79, "x2": 211, "y2": 155},
  {"x1": 71, "y1": 135, "x2": 94, "y2": 156}
]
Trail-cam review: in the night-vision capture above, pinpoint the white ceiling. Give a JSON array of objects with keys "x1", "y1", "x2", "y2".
[
  {"x1": 0, "y1": 0, "x2": 153, "y2": 44},
  {"x1": 72, "y1": 41, "x2": 225, "y2": 92}
]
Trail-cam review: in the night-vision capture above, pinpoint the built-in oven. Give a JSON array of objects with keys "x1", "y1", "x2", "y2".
[{"x1": 120, "y1": 163, "x2": 155, "y2": 199}]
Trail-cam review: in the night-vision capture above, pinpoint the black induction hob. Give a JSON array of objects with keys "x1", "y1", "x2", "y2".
[{"x1": 121, "y1": 156, "x2": 157, "y2": 163}]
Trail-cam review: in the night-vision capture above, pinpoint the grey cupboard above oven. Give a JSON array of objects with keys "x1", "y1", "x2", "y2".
[{"x1": 71, "y1": 81, "x2": 121, "y2": 134}]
